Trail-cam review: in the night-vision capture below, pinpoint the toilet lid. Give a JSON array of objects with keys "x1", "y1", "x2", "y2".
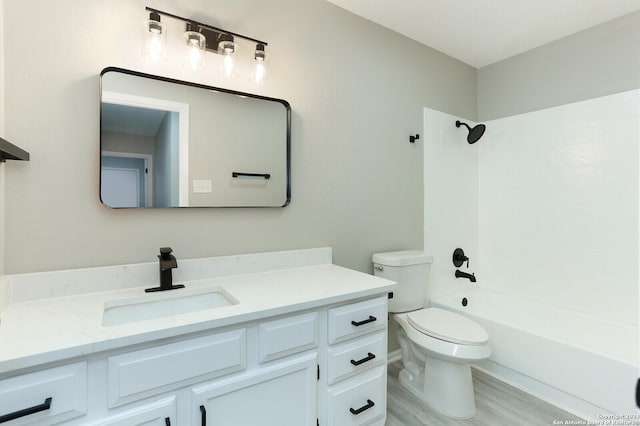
[{"x1": 407, "y1": 308, "x2": 488, "y2": 345}]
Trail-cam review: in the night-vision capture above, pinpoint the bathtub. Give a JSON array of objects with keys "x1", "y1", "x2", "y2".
[{"x1": 431, "y1": 288, "x2": 638, "y2": 421}]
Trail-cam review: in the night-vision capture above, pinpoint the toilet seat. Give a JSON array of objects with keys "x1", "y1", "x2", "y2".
[{"x1": 407, "y1": 308, "x2": 488, "y2": 345}]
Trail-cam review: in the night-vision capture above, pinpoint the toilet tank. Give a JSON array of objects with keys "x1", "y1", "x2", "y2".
[{"x1": 372, "y1": 250, "x2": 433, "y2": 313}]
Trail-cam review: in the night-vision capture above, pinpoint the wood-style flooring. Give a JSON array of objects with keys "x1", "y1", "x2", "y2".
[{"x1": 386, "y1": 361, "x2": 584, "y2": 426}]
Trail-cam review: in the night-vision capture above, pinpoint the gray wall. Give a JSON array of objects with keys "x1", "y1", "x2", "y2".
[
  {"x1": 102, "y1": 132, "x2": 155, "y2": 157},
  {"x1": 477, "y1": 10, "x2": 640, "y2": 120},
  {"x1": 2, "y1": 0, "x2": 476, "y2": 273}
]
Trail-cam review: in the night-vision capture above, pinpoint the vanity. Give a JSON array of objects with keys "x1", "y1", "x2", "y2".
[{"x1": 0, "y1": 248, "x2": 395, "y2": 426}]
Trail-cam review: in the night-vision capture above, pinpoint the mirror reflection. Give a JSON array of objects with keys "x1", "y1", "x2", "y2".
[{"x1": 100, "y1": 67, "x2": 290, "y2": 208}]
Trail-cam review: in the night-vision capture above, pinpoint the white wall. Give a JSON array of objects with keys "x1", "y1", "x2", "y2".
[
  {"x1": 0, "y1": 0, "x2": 5, "y2": 275},
  {"x1": 423, "y1": 108, "x2": 479, "y2": 302},
  {"x1": 1, "y1": 0, "x2": 476, "y2": 274},
  {"x1": 478, "y1": 90, "x2": 639, "y2": 326}
]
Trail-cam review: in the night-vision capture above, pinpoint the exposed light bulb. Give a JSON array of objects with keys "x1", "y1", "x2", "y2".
[
  {"x1": 146, "y1": 35, "x2": 163, "y2": 62},
  {"x1": 253, "y1": 62, "x2": 266, "y2": 83},
  {"x1": 223, "y1": 54, "x2": 235, "y2": 78},
  {"x1": 187, "y1": 44, "x2": 204, "y2": 70}
]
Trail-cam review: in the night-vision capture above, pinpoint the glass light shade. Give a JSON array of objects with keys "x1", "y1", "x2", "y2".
[
  {"x1": 254, "y1": 43, "x2": 267, "y2": 62},
  {"x1": 218, "y1": 33, "x2": 237, "y2": 56},
  {"x1": 184, "y1": 31, "x2": 206, "y2": 70},
  {"x1": 217, "y1": 34, "x2": 238, "y2": 78},
  {"x1": 142, "y1": 15, "x2": 166, "y2": 62},
  {"x1": 251, "y1": 43, "x2": 268, "y2": 83}
]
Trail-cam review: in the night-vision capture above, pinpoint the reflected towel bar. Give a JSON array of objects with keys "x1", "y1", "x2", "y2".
[{"x1": 232, "y1": 172, "x2": 271, "y2": 179}]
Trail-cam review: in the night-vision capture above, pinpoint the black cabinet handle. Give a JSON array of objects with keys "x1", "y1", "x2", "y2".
[
  {"x1": 0, "y1": 397, "x2": 52, "y2": 423},
  {"x1": 232, "y1": 172, "x2": 271, "y2": 179},
  {"x1": 351, "y1": 316, "x2": 376, "y2": 327},
  {"x1": 200, "y1": 405, "x2": 206, "y2": 426},
  {"x1": 350, "y1": 352, "x2": 376, "y2": 366},
  {"x1": 349, "y1": 399, "x2": 375, "y2": 415},
  {"x1": 165, "y1": 417, "x2": 171, "y2": 426}
]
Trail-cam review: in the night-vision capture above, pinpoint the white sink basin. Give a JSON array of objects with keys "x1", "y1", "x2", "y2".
[{"x1": 102, "y1": 286, "x2": 238, "y2": 326}]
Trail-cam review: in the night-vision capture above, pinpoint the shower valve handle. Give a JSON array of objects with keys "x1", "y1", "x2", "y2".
[{"x1": 453, "y1": 248, "x2": 469, "y2": 268}]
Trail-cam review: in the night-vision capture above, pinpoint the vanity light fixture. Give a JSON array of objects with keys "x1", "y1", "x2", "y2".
[
  {"x1": 218, "y1": 33, "x2": 237, "y2": 54},
  {"x1": 143, "y1": 7, "x2": 269, "y2": 82},
  {"x1": 218, "y1": 33, "x2": 237, "y2": 78},
  {"x1": 184, "y1": 22, "x2": 206, "y2": 70},
  {"x1": 252, "y1": 43, "x2": 268, "y2": 84},
  {"x1": 142, "y1": 11, "x2": 166, "y2": 62}
]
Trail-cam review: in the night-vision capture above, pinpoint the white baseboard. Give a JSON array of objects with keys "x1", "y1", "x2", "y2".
[
  {"x1": 386, "y1": 352, "x2": 609, "y2": 422},
  {"x1": 387, "y1": 349, "x2": 402, "y2": 364},
  {"x1": 474, "y1": 359, "x2": 609, "y2": 422}
]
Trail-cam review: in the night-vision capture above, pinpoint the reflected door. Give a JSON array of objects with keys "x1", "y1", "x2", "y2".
[{"x1": 101, "y1": 167, "x2": 140, "y2": 208}]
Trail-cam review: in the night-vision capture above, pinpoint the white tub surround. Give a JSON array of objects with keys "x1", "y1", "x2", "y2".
[
  {"x1": 479, "y1": 90, "x2": 639, "y2": 327},
  {"x1": 432, "y1": 288, "x2": 639, "y2": 420},
  {"x1": 0, "y1": 248, "x2": 395, "y2": 426}
]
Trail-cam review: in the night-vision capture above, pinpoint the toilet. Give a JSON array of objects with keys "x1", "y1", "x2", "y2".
[{"x1": 373, "y1": 250, "x2": 491, "y2": 419}]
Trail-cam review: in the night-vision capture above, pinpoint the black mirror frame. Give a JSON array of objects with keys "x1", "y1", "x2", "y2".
[{"x1": 99, "y1": 66, "x2": 291, "y2": 208}]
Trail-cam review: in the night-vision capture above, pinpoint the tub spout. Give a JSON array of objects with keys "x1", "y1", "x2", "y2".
[{"x1": 455, "y1": 269, "x2": 476, "y2": 283}]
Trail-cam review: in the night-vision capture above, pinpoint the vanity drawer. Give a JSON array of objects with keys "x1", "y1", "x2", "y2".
[
  {"x1": 258, "y1": 312, "x2": 318, "y2": 363},
  {"x1": 108, "y1": 328, "x2": 246, "y2": 407},
  {"x1": 326, "y1": 366, "x2": 386, "y2": 426},
  {"x1": 328, "y1": 296, "x2": 387, "y2": 344},
  {"x1": 0, "y1": 361, "x2": 87, "y2": 425},
  {"x1": 326, "y1": 332, "x2": 386, "y2": 385}
]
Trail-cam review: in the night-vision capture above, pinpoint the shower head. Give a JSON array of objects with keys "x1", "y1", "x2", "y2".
[{"x1": 456, "y1": 120, "x2": 486, "y2": 144}]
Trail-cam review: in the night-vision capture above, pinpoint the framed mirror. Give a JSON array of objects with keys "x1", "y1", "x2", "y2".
[{"x1": 100, "y1": 67, "x2": 290, "y2": 208}]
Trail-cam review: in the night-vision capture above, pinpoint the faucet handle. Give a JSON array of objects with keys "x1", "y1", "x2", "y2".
[
  {"x1": 159, "y1": 247, "x2": 173, "y2": 258},
  {"x1": 452, "y1": 248, "x2": 469, "y2": 268}
]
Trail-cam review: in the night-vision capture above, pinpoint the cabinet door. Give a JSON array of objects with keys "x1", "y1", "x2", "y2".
[
  {"x1": 83, "y1": 396, "x2": 176, "y2": 426},
  {"x1": 326, "y1": 366, "x2": 386, "y2": 426},
  {"x1": 0, "y1": 362, "x2": 87, "y2": 426},
  {"x1": 192, "y1": 353, "x2": 317, "y2": 426}
]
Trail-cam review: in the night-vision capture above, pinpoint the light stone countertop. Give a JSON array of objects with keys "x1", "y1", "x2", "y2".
[{"x1": 0, "y1": 263, "x2": 396, "y2": 376}]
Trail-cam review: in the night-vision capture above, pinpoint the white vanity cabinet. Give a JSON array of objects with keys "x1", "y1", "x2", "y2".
[
  {"x1": 0, "y1": 296, "x2": 390, "y2": 426},
  {"x1": 192, "y1": 352, "x2": 318, "y2": 425},
  {"x1": 322, "y1": 296, "x2": 388, "y2": 426},
  {"x1": 91, "y1": 312, "x2": 320, "y2": 426},
  {"x1": 0, "y1": 362, "x2": 87, "y2": 425},
  {"x1": 83, "y1": 397, "x2": 177, "y2": 426}
]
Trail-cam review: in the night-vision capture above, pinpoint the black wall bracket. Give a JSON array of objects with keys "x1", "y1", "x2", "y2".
[
  {"x1": 409, "y1": 134, "x2": 420, "y2": 143},
  {"x1": 0, "y1": 137, "x2": 29, "y2": 162}
]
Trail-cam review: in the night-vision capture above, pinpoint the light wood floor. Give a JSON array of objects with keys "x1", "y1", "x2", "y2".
[{"x1": 386, "y1": 361, "x2": 584, "y2": 426}]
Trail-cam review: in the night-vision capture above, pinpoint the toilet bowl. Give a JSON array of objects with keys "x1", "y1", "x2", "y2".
[
  {"x1": 372, "y1": 250, "x2": 491, "y2": 419},
  {"x1": 393, "y1": 308, "x2": 490, "y2": 419}
]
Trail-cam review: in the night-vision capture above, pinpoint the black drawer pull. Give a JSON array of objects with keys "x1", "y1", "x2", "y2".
[
  {"x1": 349, "y1": 399, "x2": 375, "y2": 415},
  {"x1": 351, "y1": 352, "x2": 376, "y2": 366},
  {"x1": 0, "y1": 397, "x2": 52, "y2": 423},
  {"x1": 200, "y1": 405, "x2": 206, "y2": 426},
  {"x1": 232, "y1": 172, "x2": 271, "y2": 179},
  {"x1": 351, "y1": 316, "x2": 376, "y2": 327},
  {"x1": 165, "y1": 417, "x2": 171, "y2": 426}
]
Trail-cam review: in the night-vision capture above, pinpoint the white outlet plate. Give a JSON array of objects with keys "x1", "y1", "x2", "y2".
[{"x1": 193, "y1": 179, "x2": 212, "y2": 193}]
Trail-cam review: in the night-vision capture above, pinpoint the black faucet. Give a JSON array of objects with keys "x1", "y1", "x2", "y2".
[
  {"x1": 455, "y1": 269, "x2": 476, "y2": 283},
  {"x1": 145, "y1": 247, "x2": 185, "y2": 292}
]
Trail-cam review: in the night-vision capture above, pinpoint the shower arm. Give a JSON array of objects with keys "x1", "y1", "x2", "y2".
[{"x1": 456, "y1": 120, "x2": 471, "y2": 131}]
